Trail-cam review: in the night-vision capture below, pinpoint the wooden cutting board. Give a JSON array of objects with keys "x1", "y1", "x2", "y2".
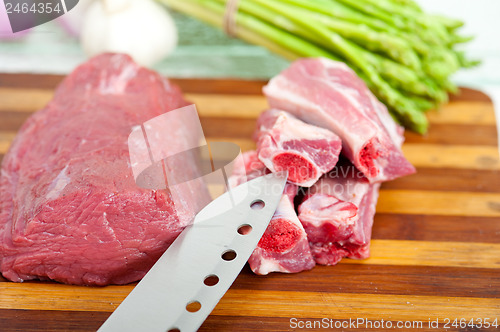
[{"x1": 0, "y1": 74, "x2": 499, "y2": 332}]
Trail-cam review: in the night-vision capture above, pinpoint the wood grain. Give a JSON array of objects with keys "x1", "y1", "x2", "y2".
[
  {"x1": 0, "y1": 112, "x2": 30, "y2": 131},
  {"x1": 403, "y1": 123, "x2": 498, "y2": 146},
  {"x1": 201, "y1": 118, "x2": 499, "y2": 146},
  {"x1": 0, "y1": 132, "x2": 14, "y2": 156},
  {"x1": 377, "y1": 190, "x2": 500, "y2": 217},
  {"x1": 0, "y1": 73, "x2": 269, "y2": 94},
  {"x1": 401, "y1": 144, "x2": 500, "y2": 170},
  {"x1": 347, "y1": 239, "x2": 500, "y2": 269},
  {"x1": 1, "y1": 283, "x2": 499, "y2": 322},
  {"x1": 1, "y1": 240, "x2": 499, "y2": 310},
  {"x1": 0, "y1": 309, "x2": 108, "y2": 332},
  {"x1": 380, "y1": 168, "x2": 500, "y2": 193},
  {"x1": 1, "y1": 112, "x2": 497, "y2": 148},
  {"x1": 0, "y1": 74, "x2": 490, "y2": 101},
  {"x1": 205, "y1": 138, "x2": 500, "y2": 170},
  {"x1": 0, "y1": 156, "x2": 497, "y2": 192},
  {"x1": 200, "y1": 316, "x2": 453, "y2": 332},
  {"x1": 0, "y1": 310, "x2": 474, "y2": 332},
  {"x1": 0, "y1": 76, "x2": 498, "y2": 331},
  {"x1": 230, "y1": 264, "x2": 500, "y2": 298},
  {"x1": 426, "y1": 101, "x2": 497, "y2": 125},
  {"x1": 372, "y1": 214, "x2": 500, "y2": 243},
  {"x1": 214, "y1": 290, "x2": 500, "y2": 322},
  {"x1": 0, "y1": 87, "x2": 498, "y2": 127}
]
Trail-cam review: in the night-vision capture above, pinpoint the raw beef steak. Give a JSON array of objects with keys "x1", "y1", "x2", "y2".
[
  {"x1": 0, "y1": 54, "x2": 210, "y2": 285},
  {"x1": 298, "y1": 160, "x2": 380, "y2": 265},
  {"x1": 229, "y1": 151, "x2": 315, "y2": 274},
  {"x1": 254, "y1": 109, "x2": 342, "y2": 187},
  {"x1": 263, "y1": 57, "x2": 415, "y2": 183}
]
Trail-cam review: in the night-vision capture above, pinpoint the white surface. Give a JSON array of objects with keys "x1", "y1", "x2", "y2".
[{"x1": 419, "y1": 0, "x2": 500, "y2": 150}]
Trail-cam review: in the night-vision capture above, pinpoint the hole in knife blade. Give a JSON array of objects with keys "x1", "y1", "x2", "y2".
[
  {"x1": 221, "y1": 249, "x2": 237, "y2": 261},
  {"x1": 250, "y1": 199, "x2": 265, "y2": 210},
  {"x1": 204, "y1": 274, "x2": 219, "y2": 286},
  {"x1": 186, "y1": 301, "x2": 202, "y2": 313},
  {"x1": 237, "y1": 224, "x2": 252, "y2": 235},
  {"x1": 167, "y1": 328, "x2": 180, "y2": 332}
]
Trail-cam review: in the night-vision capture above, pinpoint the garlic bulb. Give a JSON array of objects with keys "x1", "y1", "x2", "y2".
[{"x1": 81, "y1": 0, "x2": 178, "y2": 67}]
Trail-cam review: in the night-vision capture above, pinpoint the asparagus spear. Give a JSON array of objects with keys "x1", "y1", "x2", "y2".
[
  {"x1": 360, "y1": 0, "x2": 455, "y2": 40},
  {"x1": 307, "y1": 11, "x2": 422, "y2": 71},
  {"x1": 249, "y1": 0, "x2": 430, "y2": 132},
  {"x1": 279, "y1": 0, "x2": 400, "y2": 34},
  {"x1": 244, "y1": 0, "x2": 439, "y2": 101},
  {"x1": 193, "y1": 0, "x2": 340, "y2": 58},
  {"x1": 159, "y1": 0, "x2": 477, "y2": 134},
  {"x1": 389, "y1": 0, "x2": 422, "y2": 12},
  {"x1": 432, "y1": 14, "x2": 464, "y2": 30},
  {"x1": 334, "y1": 0, "x2": 406, "y2": 29},
  {"x1": 335, "y1": 0, "x2": 452, "y2": 45}
]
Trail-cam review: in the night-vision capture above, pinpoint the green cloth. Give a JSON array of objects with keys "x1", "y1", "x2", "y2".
[
  {"x1": 0, "y1": 11, "x2": 289, "y2": 79},
  {"x1": 157, "y1": 12, "x2": 289, "y2": 79}
]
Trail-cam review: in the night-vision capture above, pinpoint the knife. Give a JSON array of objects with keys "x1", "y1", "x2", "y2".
[{"x1": 98, "y1": 172, "x2": 287, "y2": 332}]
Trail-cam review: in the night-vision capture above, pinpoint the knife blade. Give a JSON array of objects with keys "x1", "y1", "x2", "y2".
[{"x1": 98, "y1": 172, "x2": 287, "y2": 332}]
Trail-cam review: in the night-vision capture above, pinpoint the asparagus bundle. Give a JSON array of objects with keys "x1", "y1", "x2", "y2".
[{"x1": 158, "y1": 0, "x2": 478, "y2": 133}]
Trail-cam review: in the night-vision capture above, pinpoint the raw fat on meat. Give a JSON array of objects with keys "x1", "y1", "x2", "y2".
[
  {"x1": 263, "y1": 57, "x2": 415, "y2": 183},
  {"x1": 0, "y1": 54, "x2": 210, "y2": 285},
  {"x1": 298, "y1": 160, "x2": 381, "y2": 265},
  {"x1": 229, "y1": 151, "x2": 315, "y2": 274},
  {"x1": 254, "y1": 109, "x2": 342, "y2": 187}
]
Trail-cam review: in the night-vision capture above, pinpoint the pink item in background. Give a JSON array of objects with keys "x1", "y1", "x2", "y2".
[{"x1": 0, "y1": 3, "x2": 30, "y2": 40}]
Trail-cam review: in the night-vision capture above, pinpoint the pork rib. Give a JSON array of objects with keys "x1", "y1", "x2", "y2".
[
  {"x1": 298, "y1": 160, "x2": 380, "y2": 265},
  {"x1": 229, "y1": 151, "x2": 315, "y2": 274},
  {"x1": 254, "y1": 109, "x2": 342, "y2": 187},
  {"x1": 263, "y1": 57, "x2": 415, "y2": 183}
]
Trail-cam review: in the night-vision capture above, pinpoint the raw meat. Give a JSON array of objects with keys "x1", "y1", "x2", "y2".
[
  {"x1": 298, "y1": 160, "x2": 381, "y2": 265},
  {"x1": 263, "y1": 57, "x2": 415, "y2": 183},
  {"x1": 254, "y1": 109, "x2": 342, "y2": 187},
  {"x1": 229, "y1": 151, "x2": 315, "y2": 274},
  {"x1": 0, "y1": 54, "x2": 210, "y2": 285}
]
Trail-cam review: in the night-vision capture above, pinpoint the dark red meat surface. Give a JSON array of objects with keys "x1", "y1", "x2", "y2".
[{"x1": 0, "y1": 54, "x2": 209, "y2": 285}]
